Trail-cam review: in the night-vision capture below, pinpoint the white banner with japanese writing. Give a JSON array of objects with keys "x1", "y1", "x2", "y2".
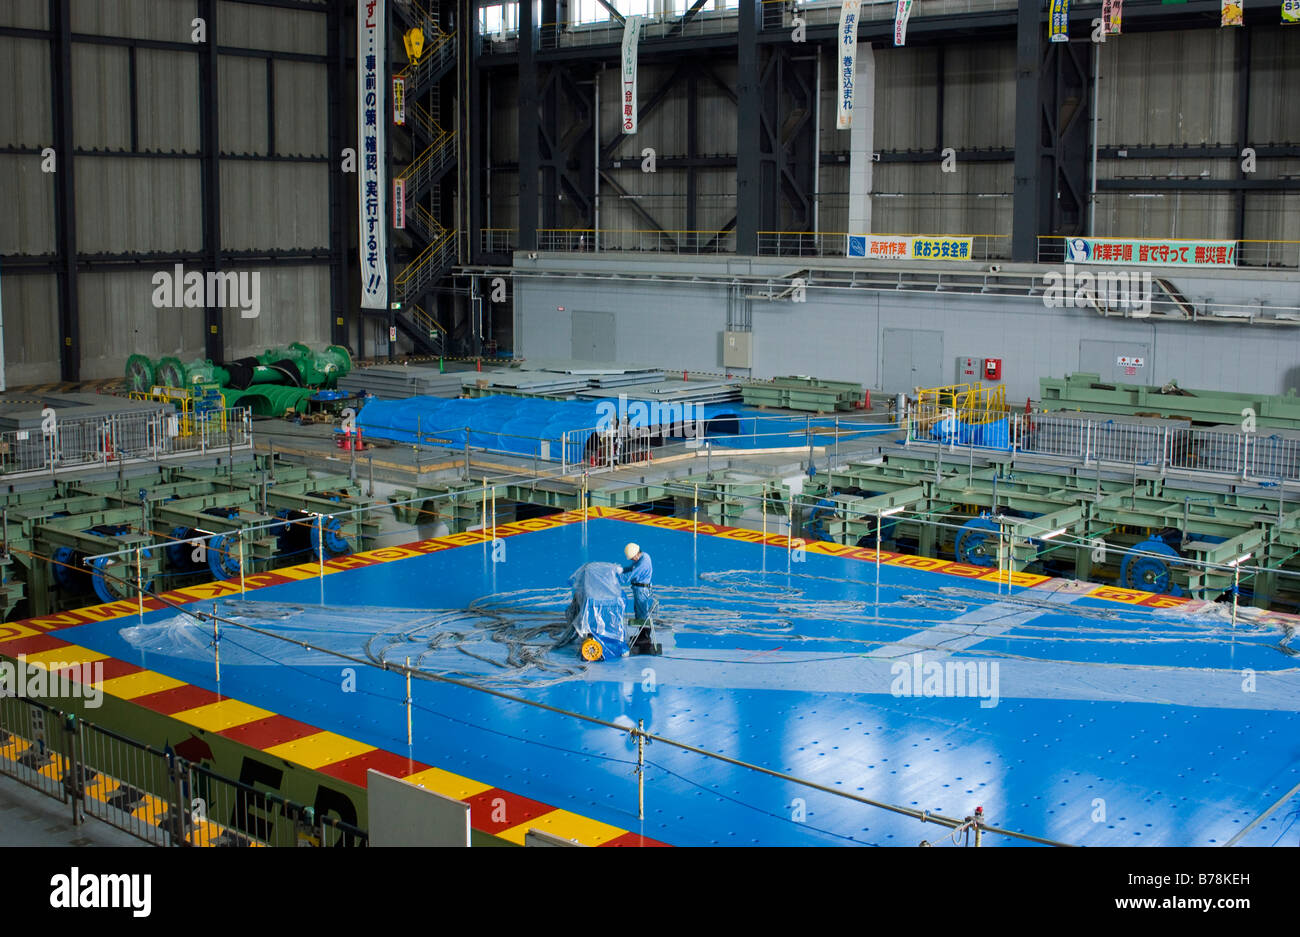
[
  {"x1": 836, "y1": 0, "x2": 862, "y2": 130},
  {"x1": 847, "y1": 234, "x2": 975, "y2": 261},
  {"x1": 893, "y1": 0, "x2": 913, "y2": 47},
  {"x1": 392, "y1": 76, "x2": 405, "y2": 125},
  {"x1": 358, "y1": 0, "x2": 387, "y2": 309},
  {"x1": 621, "y1": 15, "x2": 642, "y2": 134},
  {"x1": 1064, "y1": 237, "x2": 1237, "y2": 267}
]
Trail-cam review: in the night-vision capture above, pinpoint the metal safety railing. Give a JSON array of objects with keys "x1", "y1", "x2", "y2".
[
  {"x1": 396, "y1": 129, "x2": 457, "y2": 202},
  {"x1": 906, "y1": 407, "x2": 1300, "y2": 482},
  {"x1": 762, "y1": 0, "x2": 1019, "y2": 31},
  {"x1": 480, "y1": 228, "x2": 516, "y2": 254},
  {"x1": 758, "y1": 231, "x2": 1011, "y2": 262},
  {"x1": 537, "y1": 228, "x2": 736, "y2": 254},
  {"x1": 396, "y1": 28, "x2": 456, "y2": 99},
  {"x1": 395, "y1": 228, "x2": 458, "y2": 301},
  {"x1": 0, "y1": 406, "x2": 252, "y2": 478},
  {"x1": 0, "y1": 694, "x2": 366, "y2": 846}
]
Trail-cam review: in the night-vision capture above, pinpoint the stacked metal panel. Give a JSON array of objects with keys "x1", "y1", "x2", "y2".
[
  {"x1": 338, "y1": 365, "x2": 467, "y2": 399},
  {"x1": 462, "y1": 370, "x2": 593, "y2": 396},
  {"x1": 1025, "y1": 411, "x2": 1189, "y2": 463},
  {"x1": 575, "y1": 379, "x2": 741, "y2": 406}
]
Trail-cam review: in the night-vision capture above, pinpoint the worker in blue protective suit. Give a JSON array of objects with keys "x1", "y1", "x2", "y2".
[{"x1": 621, "y1": 542, "x2": 654, "y2": 621}]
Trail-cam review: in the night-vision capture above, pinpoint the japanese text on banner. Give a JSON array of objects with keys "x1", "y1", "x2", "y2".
[
  {"x1": 621, "y1": 15, "x2": 642, "y2": 134},
  {"x1": 358, "y1": 0, "x2": 387, "y2": 310},
  {"x1": 1049, "y1": 0, "x2": 1070, "y2": 41},
  {"x1": 1064, "y1": 237, "x2": 1237, "y2": 267},
  {"x1": 837, "y1": 0, "x2": 862, "y2": 129}
]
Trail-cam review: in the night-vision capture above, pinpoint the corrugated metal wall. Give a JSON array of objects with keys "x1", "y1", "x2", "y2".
[{"x1": 1, "y1": 0, "x2": 332, "y2": 385}]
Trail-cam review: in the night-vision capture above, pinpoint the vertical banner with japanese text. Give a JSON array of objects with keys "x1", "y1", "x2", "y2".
[
  {"x1": 1049, "y1": 0, "x2": 1070, "y2": 42},
  {"x1": 1103, "y1": 0, "x2": 1122, "y2": 34},
  {"x1": 893, "y1": 0, "x2": 913, "y2": 47},
  {"x1": 392, "y1": 76, "x2": 405, "y2": 125},
  {"x1": 621, "y1": 15, "x2": 642, "y2": 134},
  {"x1": 836, "y1": 0, "x2": 861, "y2": 129},
  {"x1": 393, "y1": 179, "x2": 405, "y2": 230},
  {"x1": 358, "y1": 0, "x2": 387, "y2": 309}
]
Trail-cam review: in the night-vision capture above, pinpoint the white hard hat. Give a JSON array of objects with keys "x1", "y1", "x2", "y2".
[{"x1": 624, "y1": 542, "x2": 640, "y2": 560}]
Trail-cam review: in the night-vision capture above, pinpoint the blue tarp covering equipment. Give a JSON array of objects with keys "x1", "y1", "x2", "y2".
[
  {"x1": 929, "y1": 414, "x2": 1011, "y2": 450},
  {"x1": 357, "y1": 394, "x2": 888, "y2": 459},
  {"x1": 565, "y1": 561, "x2": 630, "y2": 660}
]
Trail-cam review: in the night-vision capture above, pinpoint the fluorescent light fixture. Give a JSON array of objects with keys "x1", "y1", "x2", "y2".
[
  {"x1": 1039, "y1": 527, "x2": 1068, "y2": 540},
  {"x1": 879, "y1": 506, "x2": 906, "y2": 517},
  {"x1": 1228, "y1": 553, "x2": 1253, "y2": 567}
]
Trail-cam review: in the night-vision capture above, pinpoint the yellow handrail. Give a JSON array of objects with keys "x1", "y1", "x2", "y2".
[
  {"x1": 395, "y1": 129, "x2": 457, "y2": 183},
  {"x1": 395, "y1": 228, "x2": 457, "y2": 287}
]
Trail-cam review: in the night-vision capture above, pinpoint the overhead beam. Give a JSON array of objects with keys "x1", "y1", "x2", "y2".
[
  {"x1": 668, "y1": 0, "x2": 711, "y2": 38},
  {"x1": 597, "y1": 171, "x2": 676, "y2": 244},
  {"x1": 594, "y1": 0, "x2": 626, "y2": 27},
  {"x1": 601, "y1": 63, "x2": 686, "y2": 161}
]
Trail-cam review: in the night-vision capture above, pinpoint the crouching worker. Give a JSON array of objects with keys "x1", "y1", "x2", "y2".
[{"x1": 621, "y1": 543, "x2": 659, "y2": 655}]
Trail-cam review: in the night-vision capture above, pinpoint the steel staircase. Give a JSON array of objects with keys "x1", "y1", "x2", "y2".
[{"x1": 389, "y1": 0, "x2": 459, "y2": 351}]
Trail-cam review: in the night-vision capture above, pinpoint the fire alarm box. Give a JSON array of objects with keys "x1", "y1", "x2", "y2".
[{"x1": 984, "y1": 358, "x2": 1002, "y2": 381}]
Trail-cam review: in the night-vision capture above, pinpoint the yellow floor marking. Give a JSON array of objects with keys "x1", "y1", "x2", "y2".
[
  {"x1": 400, "y1": 766, "x2": 494, "y2": 800},
  {"x1": 174, "y1": 698, "x2": 273, "y2": 733},
  {"x1": 263, "y1": 731, "x2": 375, "y2": 769},
  {"x1": 101, "y1": 670, "x2": 187, "y2": 700},
  {"x1": 503, "y1": 809, "x2": 628, "y2": 847}
]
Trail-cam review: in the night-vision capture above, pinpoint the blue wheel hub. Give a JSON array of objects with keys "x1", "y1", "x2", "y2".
[
  {"x1": 51, "y1": 546, "x2": 79, "y2": 590},
  {"x1": 208, "y1": 533, "x2": 243, "y2": 580},
  {"x1": 1120, "y1": 538, "x2": 1183, "y2": 595},
  {"x1": 310, "y1": 516, "x2": 350, "y2": 557},
  {"x1": 955, "y1": 516, "x2": 1000, "y2": 567}
]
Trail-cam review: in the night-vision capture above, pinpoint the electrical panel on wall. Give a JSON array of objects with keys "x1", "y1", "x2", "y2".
[
  {"x1": 724, "y1": 331, "x2": 753, "y2": 369},
  {"x1": 956, "y1": 356, "x2": 983, "y2": 383}
]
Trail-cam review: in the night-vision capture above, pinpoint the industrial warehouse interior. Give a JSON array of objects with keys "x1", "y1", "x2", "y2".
[{"x1": 0, "y1": 0, "x2": 1297, "y2": 884}]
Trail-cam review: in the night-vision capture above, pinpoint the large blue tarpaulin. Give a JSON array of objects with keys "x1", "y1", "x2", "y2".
[{"x1": 356, "y1": 395, "x2": 888, "y2": 459}]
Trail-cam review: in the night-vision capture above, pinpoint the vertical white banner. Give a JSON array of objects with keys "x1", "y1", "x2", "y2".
[
  {"x1": 894, "y1": 0, "x2": 913, "y2": 47},
  {"x1": 358, "y1": 0, "x2": 388, "y2": 309},
  {"x1": 836, "y1": 0, "x2": 862, "y2": 130},
  {"x1": 621, "y1": 15, "x2": 643, "y2": 134}
]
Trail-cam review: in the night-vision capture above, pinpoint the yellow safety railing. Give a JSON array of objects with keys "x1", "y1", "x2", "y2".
[
  {"x1": 395, "y1": 227, "x2": 457, "y2": 291},
  {"x1": 408, "y1": 304, "x2": 447, "y2": 339},
  {"x1": 395, "y1": 129, "x2": 457, "y2": 185},
  {"x1": 915, "y1": 383, "x2": 1008, "y2": 428},
  {"x1": 128, "y1": 387, "x2": 227, "y2": 438}
]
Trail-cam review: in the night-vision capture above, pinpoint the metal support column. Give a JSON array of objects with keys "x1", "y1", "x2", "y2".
[
  {"x1": 736, "y1": 0, "x2": 762, "y2": 256},
  {"x1": 1011, "y1": 0, "x2": 1042, "y2": 263},
  {"x1": 198, "y1": 0, "x2": 223, "y2": 363},
  {"x1": 518, "y1": 0, "x2": 540, "y2": 251},
  {"x1": 1233, "y1": 25, "x2": 1251, "y2": 244},
  {"x1": 50, "y1": 0, "x2": 79, "y2": 381},
  {"x1": 467, "y1": 0, "x2": 486, "y2": 263},
  {"x1": 327, "y1": 0, "x2": 351, "y2": 349}
]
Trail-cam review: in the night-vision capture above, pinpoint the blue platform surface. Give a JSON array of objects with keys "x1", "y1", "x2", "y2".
[{"x1": 55, "y1": 517, "x2": 1300, "y2": 847}]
